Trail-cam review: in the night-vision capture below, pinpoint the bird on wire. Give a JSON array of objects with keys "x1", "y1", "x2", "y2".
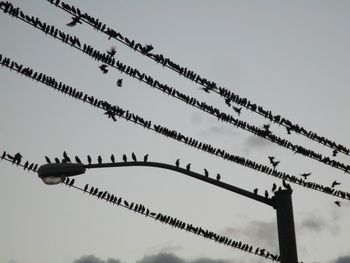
[
  {"x1": 75, "y1": 156, "x2": 82, "y2": 164},
  {"x1": 98, "y1": 155, "x2": 102, "y2": 164},
  {"x1": 253, "y1": 188, "x2": 258, "y2": 195},
  {"x1": 132, "y1": 152, "x2": 137, "y2": 162},
  {"x1": 87, "y1": 155, "x2": 92, "y2": 165},
  {"x1": 143, "y1": 154, "x2": 148, "y2": 162},
  {"x1": 204, "y1": 168, "x2": 209, "y2": 177},
  {"x1": 63, "y1": 151, "x2": 71, "y2": 163},
  {"x1": 111, "y1": 154, "x2": 115, "y2": 163},
  {"x1": 216, "y1": 173, "x2": 221, "y2": 181},
  {"x1": 186, "y1": 163, "x2": 191, "y2": 171},
  {"x1": 123, "y1": 154, "x2": 127, "y2": 162},
  {"x1": 45, "y1": 156, "x2": 51, "y2": 164},
  {"x1": 175, "y1": 159, "x2": 180, "y2": 167}
]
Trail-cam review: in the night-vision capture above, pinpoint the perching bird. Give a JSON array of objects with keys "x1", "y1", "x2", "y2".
[
  {"x1": 87, "y1": 155, "x2": 92, "y2": 165},
  {"x1": 216, "y1": 173, "x2": 221, "y2": 181},
  {"x1": 75, "y1": 156, "x2": 82, "y2": 164},
  {"x1": 286, "y1": 126, "x2": 291, "y2": 134},
  {"x1": 232, "y1": 106, "x2": 242, "y2": 116},
  {"x1": 143, "y1": 154, "x2": 148, "y2": 162},
  {"x1": 265, "y1": 190, "x2": 269, "y2": 198},
  {"x1": 83, "y1": 184, "x2": 89, "y2": 193},
  {"x1": 45, "y1": 156, "x2": 51, "y2": 164},
  {"x1": 332, "y1": 180, "x2": 341, "y2": 188},
  {"x1": 63, "y1": 151, "x2": 71, "y2": 163},
  {"x1": 99, "y1": 64, "x2": 108, "y2": 74},
  {"x1": 186, "y1": 163, "x2": 191, "y2": 171},
  {"x1": 334, "y1": 201, "x2": 341, "y2": 207},
  {"x1": 131, "y1": 152, "x2": 137, "y2": 162},
  {"x1": 116, "y1": 78, "x2": 123, "y2": 87},
  {"x1": 144, "y1": 44, "x2": 154, "y2": 53},
  {"x1": 175, "y1": 159, "x2": 180, "y2": 167},
  {"x1": 66, "y1": 16, "x2": 82, "y2": 27},
  {"x1": 23, "y1": 161, "x2": 29, "y2": 170},
  {"x1": 283, "y1": 180, "x2": 292, "y2": 191},
  {"x1": 332, "y1": 150, "x2": 338, "y2": 157},
  {"x1": 123, "y1": 154, "x2": 127, "y2": 162},
  {"x1": 69, "y1": 178, "x2": 75, "y2": 187},
  {"x1": 300, "y1": 172, "x2": 311, "y2": 180},
  {"x1": 107, "y1": 46, "x2": 116, "y2": 57},
  {"x1": 272, "y1": 183, "x2": 277, "y2": 192},
  {"x1": 98, "y1": 155, "x2": 102, "y2": 164},
  {"x1": 253, "y1": 188, "x2": 258, "y2": 195},
  {"x1": 111, "y1": 154, "x2": 115, "y2": 163},
  {"x1": 204, "y1": 168, "x2": 209, "y2": 177},
  {"x1": 54, "y1": 157, "x2": 60, "y2": 163}
]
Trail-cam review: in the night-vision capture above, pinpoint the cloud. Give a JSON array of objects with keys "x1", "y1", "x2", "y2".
[
  {"x1": 298, "y1": 213, "x2": 340, "y2": 236},
  {"x1": 136, "y1": 253, "x2": 234, "y2": 263},
  {"x1": 333, "y1": 256, "x2": 350, "y2": 263},
  {"x1": 221, "y1": 220, "x2": 278, "y2": 252},
  {"x1": 74, "y1": 255, "x2": 122, "y2": 263}
]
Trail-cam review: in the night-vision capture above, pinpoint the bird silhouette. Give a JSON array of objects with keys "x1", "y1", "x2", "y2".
[
  {"x1": 23, "y1": 161, "x2": 29, "y2": 170},
  {"x1": 66, "y1": 16, "x2": 82, "y2": 27},
  {"x1": 331, "y1": 180, "x2": 341, "y2": 188},
  {"x1": 186, "y1": 163, "x2": 191, "y2": 171},
  {"x1": 64, "y1": 177, "x2": 70, "y2": 185},
  {"x1": 107, "y1": 46, "x2": 116, "y2": 57},
  {"x1": 54, "y1": 157, "x2": 60, "y2": 163},
  {"x1": 268, "y1": 156, "x2": 279, "y2": 169},
  {"x1": 334, "y1": 201, "x2": 341, "y2": 207},
  {"x1": 111, "y1": 154, "x2": 115, "y2": 163},
  {"x1": 123, "y1": 154, "x2": 127, "y2": 162},
  {"x1": 272, "y1": 183, "x2": 277, "y2": 192},
  {"x1": 232, "y1": 106, "x2": 242, "y2": 116},
  {"x1": 204, "y1": 168, "x2": 209, "y2": 177},
  {"x1": 175, "y1": 159, "x2": 180, "y2": 167},
  {"x1": 144, "y1": 154, "x2": 148, "y2": 162},
  {"x1": 75, "y1": 156, "x2": 82, "y2": 164},
  {"x1": 300, "y1": 172, "x2": 311, "y2": 180},
  {"x1": 144, "y1": 44, "x2": 154, "y2": 52},
  {"x1": 265, "y1": 190, "x2": 269, "y2": 198},
  {"x1": 69, "y1": 178, "x2": 75, "y2": 187},
  {"x1": 45, "y1": 156, "x2": 51, "y2": 164},
  {"x1": 87, "y1": 155, "x2": 92, "y2": 165},
  {"x1": 253, "y1": 188, "x2": 258, "y2": 195},
  {"x1": 83, "y1": 184, "x2": 89, "y2": 193},
  {"x1": 13, "y1": 153, "x2": 22, "y2": 165},
  {"x1": 333, "y1": 149, "x2": 338, "y2": 157},
  {"x1": 63, "y1": 151, "x2": 71, "y2": 163},
  {"x1": 131, "y1": 152, "x2": 137, "y2": 162},
  {"x1": 116, "y1": 78, "x2": 123, "y2": 87},
  {"x1": 282, "y1": 180, "x2": 292, "y2": 190},
  {"x1": 98, "y1": 155, "x2": 102, "y2": 164},
  {"x1": 1, "y1": 151, "x2": 6, "y2": 159},
  {"x1": 216, "y1": 173, "x2": 221, "y2": 181},
  {"x1": 99, "y1": 64, "x2": 108, "y2": 74}
]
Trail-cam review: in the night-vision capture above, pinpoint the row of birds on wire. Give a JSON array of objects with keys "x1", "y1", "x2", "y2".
[
  {"x1": 61, "y1": 177, "x2": 281, "y2": 261},
  {"x1": 40, "y1": 0, "x2": 350, "y2": 158},
  {"x1": 1, "y1": 150, "x2": 38, "y2": 172},
  {"x1": 1, "y1": 54, "x2": 350, "y2": 202},
  {"x1": 1, "y1": 17, "x2": 349, "y2": 178}
]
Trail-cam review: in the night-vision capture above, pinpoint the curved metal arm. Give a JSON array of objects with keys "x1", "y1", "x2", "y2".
[{"x1": 84, "y1": 161, "x2": 275, "y2": 208}]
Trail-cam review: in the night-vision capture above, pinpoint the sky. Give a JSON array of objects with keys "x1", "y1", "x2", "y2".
[{"x1": 1, "y1": 1, "x2": 350, "y2": 263}]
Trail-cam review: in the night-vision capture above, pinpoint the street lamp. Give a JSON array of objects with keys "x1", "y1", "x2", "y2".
[{"x1": 37, "y1": 162, "x2": 298, "y2": 263}]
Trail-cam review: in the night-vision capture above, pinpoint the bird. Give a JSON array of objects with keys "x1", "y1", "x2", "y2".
[
  {"x1": 64, "y1": 177, "x2": 70, "y2": 185},
  {"x1": 331, "y1": 180, "x2": 341, "y2": 188},
  {"x1": 216, "y1": 173, "x2": 221, "y2": 181},
  {"x1": 45, "y1": 156, "x2": 51, "y2": 164},
  {"x1": 334, "y1": 201, "x2": 341, "y2": 207},
  {"x1": 175, "y1": 159, "x2": 180, "y2": 167},
  {"x1": 282, "y1": 180, "x2": 292, "y2": 191},
  {"x1": 87, "y1": 155, "x2": 92, "y2": 165},
  {"x1": 253, "y1": 188, "x2": 258, "y2": 195},
  {"x1": 333, "y1": 149, "x2": 338, "y2": 157},
  {"x1": 131, "y1": 152, "x2": 137, "y2": 162},
  {"x1": 98, "y1": 155, "x2": 102, "y2": 164},
  {"x1": 300, "y1": 172, "x2": 311, "y2": 180},
  {"x1": 83, "y1": 184, "x2": 89, "y2": 193},
  {"x1": 264, "y1": 190, "x2": 269, "y2": 198},
  {"x1": 232, "y1": 106, "x2": 242, "y2": 115},
  {"x1": 1, "y1": 151, "x2": 6, "y2": 159},
  {"x1": 204, "y1": 168, "x2": 209, "y2": 177},
  {"x1": 272, "y1": 183, "x2": 277, "y2": 192},
  {"x1": 107, "y1": 46, "x2": 116, "y2": 57},
  {"x1": 116, "y1": 78, "x2": 123, "y2": 87},
  {"x1": 144, "y1": 44, "x2": 154, "y2": 53},
  {"x1": 54, "y1": 157, "x2": 60, "y2": 163},
  {"x1": 263, "y1": 124, "x2": 270, "y2": 131},
  {"x1": 123, "y1": 154, "x2": 127, "y2": 162},
  {"x1": 186, "y1": 163, "x2": 191, "y2": 171},
  {"x1": 23, "y1": 161, "x2": 29, "y2": 170},
  {"x1": 66, "y1": 16, "x2": 82, "y2": 27},
  {"x1": 75, "y1": 156, "x2": 82, "y2": 164},
  {"x1": 99, "y1": 64, "x2": 108, "y2": 74},
  {"x1": 13, "y1": 153, "x2": 22, "y2": 165},
  {"x1": 286, "y1": 126, "x2": 292, "y2": 134},
  {"x1": 111, "y1": 154, "x2": 115, "y2": 163},
  {"x1": 268, "y1": 156, "x2": 280, "y2": 169},
  {"x1": 69, "y1": 178, "x2": 75, "y2": 187},
  {"x1": 143, "y1": 154, "x2": 148, "y2": 162},
  {"x1": 63, "y1": 151, "x2": 71, "y2": 163}
]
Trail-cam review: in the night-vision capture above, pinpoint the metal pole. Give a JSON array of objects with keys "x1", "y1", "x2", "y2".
[{"x1": 274, "y1": 189, "x2": 298, "y2": 263}]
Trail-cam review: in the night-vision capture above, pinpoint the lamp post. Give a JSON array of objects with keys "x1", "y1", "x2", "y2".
[{"x1": 37, "y1": 162, "x2": 298, "y2": 263}]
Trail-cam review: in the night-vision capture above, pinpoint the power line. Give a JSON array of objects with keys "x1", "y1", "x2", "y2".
[
  {"x1": 1, "y1": 3, "x2": 350, "y2": 175},
  {"x1": 42, "y1": 0, "x2": 350, "y2": 159}
]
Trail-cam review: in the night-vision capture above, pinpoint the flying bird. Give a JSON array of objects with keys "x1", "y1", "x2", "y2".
[
  {"x1": 116, "y1": 78, "x2": 123, "y2": 87},
  {"x1": 232, "y1": 106, "x2": 242, "y2": 116},
  {"x1": 107, "y1": 46, "x2": 116, "y2": 57},
  {"x1": 186, "y1": 163, "x2": 191, "y2": 171},
  {"x1": 131, "y1": 152, "x2": 137, "y2": 162},
  {"x1": 123, "y1": 154, "x2": 127, "y2": 162},
  {"x1": 268, "y1": 156, "x2": 280, "y2": 169},
  {"x1": 216, "y1": 173, "x2": 221, "y2": 181},
  {"x1": 175, "y1": 159, "x2": 180, "y2": 167},
  {"x1": 143, "y1": 154, "x2": 148, "y2": 162},
  {"x1": 300, "y1": 172, "x2": 311, "y2": 180},
  {"x1": 99, "y1": 64, "x2": 108, "y2": 74},
  {"x1": 204, "y1": 168, "x2": 209, "y2": 177},
  {"x1": 66, "y1": 16, "x2": 82, "y2": 27},
  {"x1": 334, "y1": 201, "x2": 341, "y2": 207},
  {"x1": 98, "y1": 155, "x2": 102, "y2": 164},
  {"x1": 331, "y1": 180, "x2": 341, "y2": 188}
]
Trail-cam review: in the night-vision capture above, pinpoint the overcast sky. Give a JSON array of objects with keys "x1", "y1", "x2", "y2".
[{"x1": 1, "y1": 1, "x2": 350, "y2": 263}]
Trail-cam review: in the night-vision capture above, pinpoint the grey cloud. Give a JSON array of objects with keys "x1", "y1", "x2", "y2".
[
  {"x1": 136, "y1": 253, "x2": 234, "y2": 263},
  {"x1": 74, "y1": 255, "x2": 122, "y2": 263},
  {"x1": 298, "y1": 213, "x2": 340, "y2": 236},
  {"x1": 333, "y1": 256, "x2": 350, "y2": 263}
]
